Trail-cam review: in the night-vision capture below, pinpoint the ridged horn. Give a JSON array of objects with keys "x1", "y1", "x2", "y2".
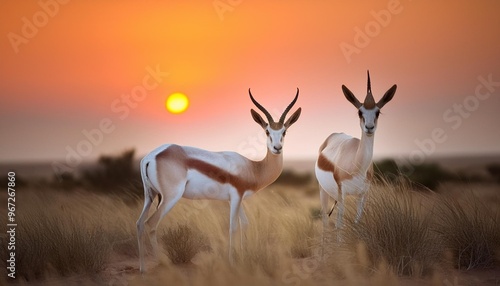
[
  {"x1": 249, "y1": 88, "x2": 274, "y2": 123},
  {"x1": 279, "y1": 88, "x2": 299, "y2": 124},
  {"x1": 363, "y1": 70, "x2": 376, "y2": 109},
  {"x1": 367, "y1": 70, "x2": 371, "y2": 94}
]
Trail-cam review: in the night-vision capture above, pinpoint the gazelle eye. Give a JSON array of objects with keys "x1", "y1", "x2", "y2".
[
  {"x1": 283, "y1": 130, "x2": 287, "y2": 136},
  {"x1": 376, "y1": 110, "x2": 381, "y2": 118},
  {"x1": 265, "y1": 130, "x2": 270, "y2": 136},
  {"x1": 358, "y1": 110, "x2": 363, "y2": 118}
]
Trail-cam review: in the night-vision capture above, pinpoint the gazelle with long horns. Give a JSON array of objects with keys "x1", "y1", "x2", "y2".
[
  {"x1": 137, "y1": 89, "x2": 301, "y2": 272},
  {"x1": 315, "y1": 71, "x2": 397, "y2": 235}
]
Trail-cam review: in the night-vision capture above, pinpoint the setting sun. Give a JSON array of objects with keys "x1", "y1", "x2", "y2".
[{"x1": 166, "y1": 92, "x2": 189, "y2": 114}]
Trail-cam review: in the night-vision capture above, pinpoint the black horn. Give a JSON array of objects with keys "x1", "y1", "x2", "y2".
[
  {"x1": 367, "y1": 70, "x2": 371, "y2": 94},
  {"x1": 249, "y1": 88, "x2": 274, "y2": 123},
  {"x1": 279, "y1": 88, "x2": 299, "y2": 124}
]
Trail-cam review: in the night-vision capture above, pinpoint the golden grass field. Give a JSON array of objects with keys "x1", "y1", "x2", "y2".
[{"x1": 1, "y1": 175, "x2": 499, "y2": 285}]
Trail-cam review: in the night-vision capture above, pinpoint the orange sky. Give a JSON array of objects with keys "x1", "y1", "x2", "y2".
[{"x1": 1, "y1": 1, "x2": 500, "y2": 167}]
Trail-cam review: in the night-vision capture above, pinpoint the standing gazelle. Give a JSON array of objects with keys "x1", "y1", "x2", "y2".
[
  {"x1": 315, "y1": 71, "x2": 397, "y2": 236},
  {"x1": 137, "y1": 89, "x2": 301, "y2": 272}
]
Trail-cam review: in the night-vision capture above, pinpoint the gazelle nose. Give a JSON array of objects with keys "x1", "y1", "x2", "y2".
[
  {"x1": 366, "y1": 125, "x2": 375, "y2": 131},
  {"x1": 274, "y1": 145, "x2": 282, "y2": 152}
]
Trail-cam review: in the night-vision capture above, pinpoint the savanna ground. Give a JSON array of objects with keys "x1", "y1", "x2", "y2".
[{"x1": 1, "y1": 152, "x2": 500, "y2": 285}]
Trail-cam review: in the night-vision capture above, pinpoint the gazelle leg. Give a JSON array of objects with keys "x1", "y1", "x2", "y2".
[
  {"x1": 355, "y1": 193, "x2": 367, "y2": 224},
  {"x1": 319, "y1": 186, "x2": 330, "y2": 238},
  {"x1": 137, "y1": 189, "x2": 154, "y2": 273},
  {"x1": 228, "y1": 194, "x2": 242, "y2": 264},
  {"x1": 319, "y1": 186, "x2": 336, "y2": 259},
  {"x1": 145, "y1": 183, "x2": 185, "y2": 262},
  {"x1": 336, "y1": 184, "x2": 345, "y2": 229},
  {"x1": 238, "y1": 205, "x2": 249, "y2": 251}
]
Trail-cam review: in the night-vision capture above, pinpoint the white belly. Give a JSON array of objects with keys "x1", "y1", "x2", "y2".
[
  {"x1": 315, "y1": 164, "x2": 368, "y2": 200},
  {"x1": 182, "y1": 170, "x2": 232, "y2": 200},
  {"x1": 341, "y1": 176, "x2": 368, "y2": 196},
  {"x1": 315, "y1": 165, "x2": 339, "y2": 200}
]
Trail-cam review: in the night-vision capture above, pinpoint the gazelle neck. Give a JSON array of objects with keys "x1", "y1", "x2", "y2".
[
  {"x1": 254, "y1": 149, "x2": 283, "y2": 190},
  {"x1": 355, "y1": 132, "x2": 374, "y2": 174}
]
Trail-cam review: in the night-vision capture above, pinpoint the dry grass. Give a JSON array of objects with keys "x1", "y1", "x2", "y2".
[
  {"x1": 336, "y1": 179, "x2": 442, "y2": 277},
  {"x1": 14, "y1": 209, "x2": 109, "y2": 280},
  {"x1": 434, "y1": 191, "x2": 500, "y2": 270},
  {"x1": 1, "y1": 178, "x2": 499, "y2": 285},
  {"x1": 0, "y1": 189, "x2": 136, "y2": 281},
  {"x1": 161, "y1": 224, "x2": 210, "y2": 264}
]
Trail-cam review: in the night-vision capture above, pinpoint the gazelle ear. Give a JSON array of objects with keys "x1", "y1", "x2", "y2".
[
  {"x1": 284, "y1": 107, "x2": 301, "y2": 128},
  {"x1": 342, "y1": 85, "x2": 362, "y2": 108},
  {"x1": 251, "y1": 109, "x2": 268, "y2": 129},
  {"x1": 376, "y1": 84, "x2": 397, "y2": 109}
]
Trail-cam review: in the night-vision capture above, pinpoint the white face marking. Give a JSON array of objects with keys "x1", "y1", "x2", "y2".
[
  {"x1": 266, "y1": 126, "x2": 286, "y2": 154},
  {"x1": 358, "y1": 106, "x2": 380, "y2": 136}
]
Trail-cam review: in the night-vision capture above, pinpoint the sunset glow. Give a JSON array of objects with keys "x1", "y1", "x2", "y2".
[
  {"x1": 1, "y1": 1, "x2": 499, "y2": 163},
  {"x1": 166, "y1": 93, "x2": 189, "y2": 114}
]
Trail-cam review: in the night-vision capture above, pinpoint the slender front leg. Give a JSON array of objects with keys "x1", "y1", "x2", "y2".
[
  {"x1": 228, "y1": 194, "x2": 242, "y2": 264},
  {"x1": 336, "y1": 184, "x2": 345, "y2": 229},
  {"x1": 319, "y1": 187, "x2": 330, "y2": 236},
  {"x1": 319, "y1": 186, "x2": 330, "y2": 258},
  {"x1": 355, "y1": 180, "x2": 370, "y2": 223},
  {"x1": 355, "y1": 193, "x2": 367, "y2": 224},
  {"x1": 238, "y1": 205, "x2": 249, "y2": 251}
]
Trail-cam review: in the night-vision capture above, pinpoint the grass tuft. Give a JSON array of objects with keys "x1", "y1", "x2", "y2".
[
  {"x1": 14, "y1": 208, "x2": 110, "y2": 280},
  {"x1": 161, "y1": 224, "x2": 210, "y2": 264},
  {"x1": 339, "y1": 180, "x2": 442, "y2": 277},
  {"x1": 434, "y1": 192, "x2": 500, "y2": 270}
]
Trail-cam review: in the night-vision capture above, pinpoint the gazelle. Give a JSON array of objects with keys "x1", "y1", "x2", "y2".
[
  {"x1": 137, "y1": 89, "x2": 301, "y2": 272},
  {"x1": 315, "y1": 71, "x2": 397, "y2": 236}
]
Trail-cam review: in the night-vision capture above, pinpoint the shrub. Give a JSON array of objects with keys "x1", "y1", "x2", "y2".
[
  {"x1": 339, "y1": 182, "x2": 442, "y2": 276},
  {"x1": 434, "y1": 193, "x2": 500, "y2": 270},
  {"x1": 373, "y1": 159, "x2": 400, "y2": 181},
  {"x1": 274, "y1": 169, "x2": 312, "y2": 186},
  {"x1": 82, "y1": 149, "x2": 142, "y2": 198},
  {"x1": 374, "y1": 159, "x2": 457, "y2": 190},
  {"x1": 487, "y1": 163, "x2": 500, "y2": 183},
  {"x1": 161, "y1": 224, "x2": 210, "y2": 264}
]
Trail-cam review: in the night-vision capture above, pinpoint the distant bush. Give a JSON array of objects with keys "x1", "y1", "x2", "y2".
[
  {"x1": 487, "y1": 164, "x2": 500, "y2": 183},
  {"x1": 405, "y1": 163, "x2": 457, "y2": 190},
  {"x1": 373, "y1": 159, "x2": 457, "y2": 191},
  {"x1": 373, "y1": 159, "x2": 400, "y2": 178},
  {"x1": 51, "y1": 171, "x2": 82, "y2": 190},
  {"x1": 82, "y1": 149, "x2": 142, "y2": 197},
  {"x1": 275, "y1": 169, "x2": 312, "y2": 186}
]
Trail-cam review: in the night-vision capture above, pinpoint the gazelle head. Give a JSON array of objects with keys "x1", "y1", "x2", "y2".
[
  {"x1": 342, "y1": 71, "x2": 397, "y2": 137},
  {"x1": 249, "y1": 88, "x2": 302, "y2": 155}
]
